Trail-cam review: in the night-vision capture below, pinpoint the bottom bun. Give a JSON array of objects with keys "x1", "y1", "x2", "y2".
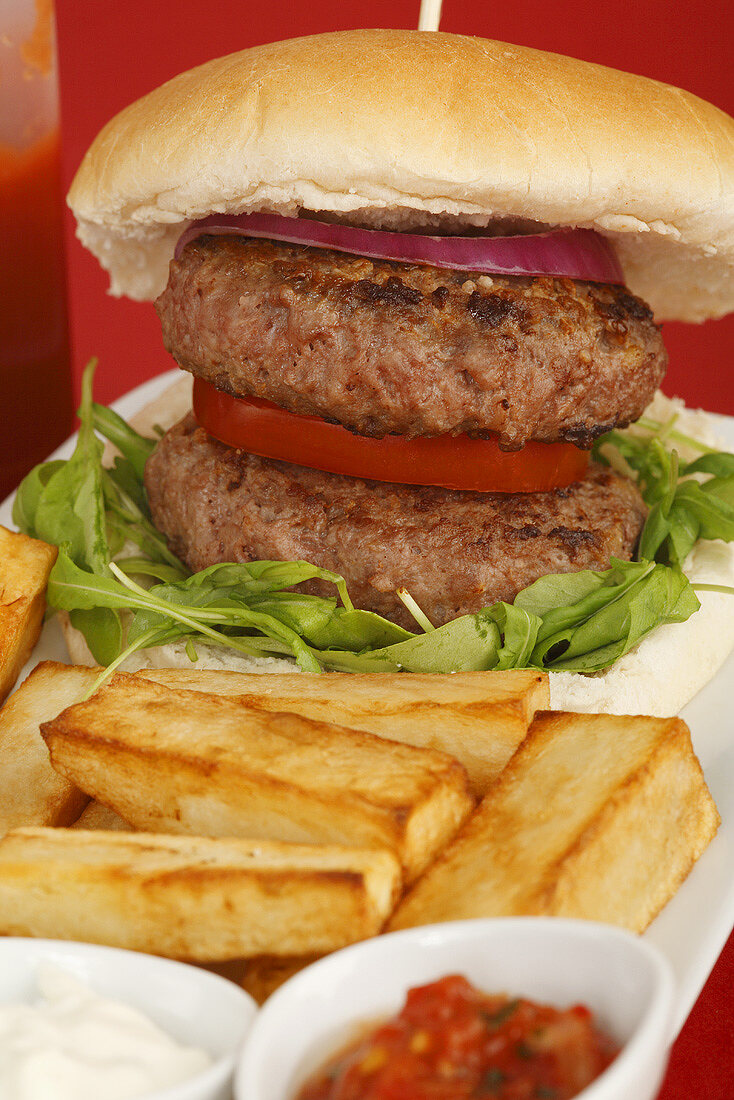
[{"x1": 60, "y1": 385, "x2": 734, "y2": 717}]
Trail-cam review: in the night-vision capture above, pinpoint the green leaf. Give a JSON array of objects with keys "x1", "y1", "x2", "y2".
[
  {"x1": 27, "y1": 361, "x2": 110, "y2": 573},
  {"x1": 636, "y1": 447, "x2": 679, "y2": 562},
  {"x1": 516, "y1": 559, "x2": 654, "y2": 644},
  {"x1": 91, "y1": 402, "x2": 156, "y2": 481},
  {"x1": 537, "y1": 563, "x2": 699, "y2": 672},
  {"x1": 674, "y1": 481, "x2": 734, "y2": 542},
  {"x1": 649, "y1": 480, "x2": 734, "y2": 567},
  {"x1": 484, "y1": 603, "x2": 540, "y2": 669},
  {"x1": 683, "y1": 452, "x2": 734, "y2": 479},
  {"x1": 48, "y1": 553, "x2": 325, "y2": 674},
  {"x1": 49, "y1": 552, "x2": 144, "y2": 613},
  {"x1": 595, "y1": 421, "x2": 734, "y2": 571},
  {"x1": 592, "y1": 430, "x2": 650, "y2": 475},
  {"x1": 241, "y1": 560, "x2": 354, "y2": 609},
  {"x1": 69, "y1": 608, "x2": 123, "y2": 666},
  {"x1": 12, "y1": 459, "x2": 66, "y2": 536},
  {"x1": 105, "y1": 456, "x2": 151, "y2": 514},
  {"x1": 663, "y1": 502, "x2": 700, "y2": 567},
  {"x1": 323, "y1": 611, "x2": 502, "y2": 674},
  {"x1": 701, "y1": 476, "x2": 734, "y2": 507},
  {"x1": 113, "y1": 557, "x2": 190, "y2": 584},
  {"x1": 246, "y1": 594, "x2": 411, "y2": 650}
]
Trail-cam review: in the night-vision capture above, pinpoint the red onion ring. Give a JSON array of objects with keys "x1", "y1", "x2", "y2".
[{"x1": 174, "y1": 213, "x2": 624, "y2": 284}]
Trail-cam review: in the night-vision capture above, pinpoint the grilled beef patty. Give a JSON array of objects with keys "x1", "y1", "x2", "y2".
[
  {"x1": 145, "y1": 416, "x2": 648, "y2": 629},
  {"x1": 156, "y1": 236, "x2": 666, "y2": 449}
]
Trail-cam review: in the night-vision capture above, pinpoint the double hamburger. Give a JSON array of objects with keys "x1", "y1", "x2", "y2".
[{"x1": 67, "y1": 30, "x2": 734, "y2": 708}]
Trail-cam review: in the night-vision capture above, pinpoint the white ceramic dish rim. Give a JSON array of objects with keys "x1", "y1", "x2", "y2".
[
  {"x1": 234, "y1": 918, "x2": 675, "y2": 1100},
  {"x1": 0, "y1": 936, "x2": 258, "y2": 1100},
  {"x1": 3, "y1": 368, "x2": 733, "y2": 1038}
]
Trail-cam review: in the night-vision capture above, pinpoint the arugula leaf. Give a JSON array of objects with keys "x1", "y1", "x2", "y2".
[
  {"x1": 514, "y1": 558, "x2": 699, "y2": 671},
  {"x1": 320, "y1": 611, "x2": 503, "y2": 673},
  {"x1": 13, "y1": 361, "x2": 124, "y2": 664},
  {"x1": 113, "y1": 558, "x2": 192, "y2": 584},
  {"x1": 535, "y1": 562, "x2": 699, "y2": 671},
  {"x1": 101, "y1": 475, "x2": 187, "y2": 573},
  {"x1": 484, "y1": 603, "x2": 540, "y2": 670},
  {"x1": 683, "y1": 452, "x2": 734, "y2": 479},
  {"x1": 516, "y1": 559, "x2": 654, "y2": 636},
  {"x1": 12, "y1": 459, "x2": 66, "y2": 536},
  {"x1": 49, "y1": 553, "x2": 325, "y2": 674},
  {"x1": 596, "y1": 420, "x2": 734, "y2": 570},
  {"x1": 32, "y1": 362, "x2": 110, "y2": 573},
  {"x1": 245, "y1": 594, "x2": 412, "y2": 650},
  {"x1": 91, "y1": 402, "x2": 156, "y2": 481}
]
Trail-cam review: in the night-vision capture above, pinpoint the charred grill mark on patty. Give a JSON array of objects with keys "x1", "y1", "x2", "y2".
[
  {"x1": 156, "y1": 235, "x2": 667, "y2": 448},
  {"x1": 558, "y1": 420, "x2": 620, "y2": 447},
  {"x1": 466, "y1": 291, "x2": 525, "y2": 328},
  {"x1": 547, "y1": 525, "x2": 599, "y2": 553},
  {"x1": 594, "y1": 291, "x2": 654, "y2": 323},
  {"x1": 351, "y1": 275, "x2": 424, "y2": 308}
]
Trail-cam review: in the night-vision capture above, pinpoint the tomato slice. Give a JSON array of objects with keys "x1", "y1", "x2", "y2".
[{"x1": 192, "y1": 378, "x2": 589, "y2": 493}]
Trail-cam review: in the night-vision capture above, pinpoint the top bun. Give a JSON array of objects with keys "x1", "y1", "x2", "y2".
[{"x1": 68, "y1": 29, "x2": 734, "y2": 322}]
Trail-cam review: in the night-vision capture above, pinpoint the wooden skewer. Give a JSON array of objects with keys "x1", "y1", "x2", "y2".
[{"x1": 418, "y1": 0, "x2": 443, "y2": 31}]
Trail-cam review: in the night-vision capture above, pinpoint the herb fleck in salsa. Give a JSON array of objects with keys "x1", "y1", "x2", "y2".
[{"x1": 295, "y1": 975, "x2": 618, "y2": 1100}]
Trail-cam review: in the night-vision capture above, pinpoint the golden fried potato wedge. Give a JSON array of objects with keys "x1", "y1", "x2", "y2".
[
  {"x1": 0, "y1": 527, "x2": 57, "y2": 703},
  {"x1": 390, "y1": 711, "x2": 720, "y2": 933},
  {"x1": 0, "y1": 828, "x2": 401, "y2": 960},
  {"x1": 0, "y1": 662, "x2": 97, "y2": 834},
  {"x1": 42, "y1": 675, "x2": 473, "y2": 882},
  {"x1": 71, "y1": 800, "x2": 130, "y2": 831},
  {"x1": 140, "y1": 669, "x2": 548, "y2": 795},
  {"x1": 238, "y1": 954, "x2": 321, "y2": 1004}
]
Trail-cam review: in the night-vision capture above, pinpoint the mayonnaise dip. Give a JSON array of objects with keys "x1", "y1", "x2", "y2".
[{"x1": 0, "y1": 962, "x2": 213, "y2": 1099}]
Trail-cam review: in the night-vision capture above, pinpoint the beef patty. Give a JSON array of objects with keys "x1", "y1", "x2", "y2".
[
  {"x1": 145, "y1": 416, "x2": 648, "y2": 629},
  {"x1": 156, "y1": 236, "x2": 666, "y2": 449}
]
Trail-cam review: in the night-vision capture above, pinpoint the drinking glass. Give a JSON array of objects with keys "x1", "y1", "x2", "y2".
[{"x1": 0, "y1": 0, "x2": 74, "y2": 500}]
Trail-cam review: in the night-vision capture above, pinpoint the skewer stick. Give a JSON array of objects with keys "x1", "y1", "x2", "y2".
[{"x1": 418, "y1": 0, "x2": 443, "y2": 31}]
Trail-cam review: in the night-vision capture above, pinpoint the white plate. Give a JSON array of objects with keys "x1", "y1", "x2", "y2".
[{"x1": 2, "y1": 369, "x2": 733, "y2": 1039}]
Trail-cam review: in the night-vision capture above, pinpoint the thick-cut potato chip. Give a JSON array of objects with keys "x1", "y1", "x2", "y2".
[
  {"x1": 139, "y1": 668, "x2": 549, "y2": 795},
  {"x1": 0, "y1": 828, "x2": 401, "y2": 960},
  {"x1": 71, "y1": 800, "x2": 130, "y2": 831},
  {"x1": 0, "y1": 527, "x2": 57, "y2": 703},
  {"x1": 391, "y1": 711, "x2": 720, "y2": 934},
  {"x1": 42, "y1": 674, "x2": 474, "y2": 882},
  {"x1": 0, "y1": 662, "x2": 97, "y2": 834}
]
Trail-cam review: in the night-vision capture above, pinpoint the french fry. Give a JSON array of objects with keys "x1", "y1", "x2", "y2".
[
  {"x1": 390, "y1": 711, "x2": 720, "y2": 934},
  {"x1": 238, "y1": 954, "x2": 321, "y2": 1004},
  {"x1": 199, "y1": 954, "x2": 322, "y2": 1004},
  {"x1": 71, "y1": 800, "x2": 130, "y2": 831},
  {"x1": 0, "y1": 662, "x2": 97, "y2": 834},
  {"x1": 41, "y1": 675, "x2": 474, "y2": 882},
  {"x1": 0, "y1": 527, "x2": 57, "y2": 703},
  {"x1": 139, "y1": 668, "x2": 549, "y2": 795},
  {"x1": 0, "y1": 828, "x2": 401, "y2": 960}
]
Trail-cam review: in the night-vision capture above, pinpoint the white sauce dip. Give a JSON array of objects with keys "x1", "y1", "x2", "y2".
[{"x1": 0, "y1": 963, "x2": 213, "y2": 1099}]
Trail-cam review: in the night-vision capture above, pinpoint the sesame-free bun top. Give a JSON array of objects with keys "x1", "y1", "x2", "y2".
[{"x1": 68, "y1": 29, "x2": 734, "y2": 322}]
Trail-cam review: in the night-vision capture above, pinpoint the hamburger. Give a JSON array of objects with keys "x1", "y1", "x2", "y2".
[{"x1": 57, "y1": 30, "x2": 734, "y2": 711}]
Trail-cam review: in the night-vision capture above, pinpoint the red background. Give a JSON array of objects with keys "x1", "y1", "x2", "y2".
[{"x1": 54, "y1": 2, "x2": 733, "y2": 1096}]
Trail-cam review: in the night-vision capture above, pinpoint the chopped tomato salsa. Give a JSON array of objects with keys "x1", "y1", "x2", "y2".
[{"x1": 296, "y1": 975, "x2": 618, "y2": 1100}]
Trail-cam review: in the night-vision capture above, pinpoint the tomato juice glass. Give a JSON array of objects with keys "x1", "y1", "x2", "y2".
[{"x1": 0, "y1": 0, "x2": 74, "y2": 500}]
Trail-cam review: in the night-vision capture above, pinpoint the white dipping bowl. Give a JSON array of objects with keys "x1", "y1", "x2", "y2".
[
  {"x1": 236, "y1": 918, "x2": 674, "y2": 1100},
  {"x1": 0, "y1": 938, "x2": 257, "y2": 1100}
]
